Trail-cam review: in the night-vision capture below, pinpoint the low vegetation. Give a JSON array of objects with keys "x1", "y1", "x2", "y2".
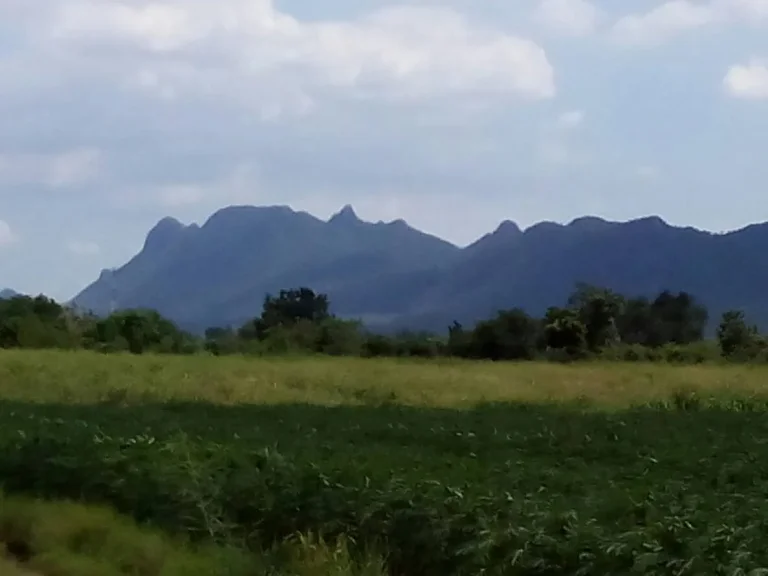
[
  {"x1": 2, "y1": 351, "x2": 768, "y2": 574},
  {"x1": 3, "y1": 283, "x2": 768, "y2": 363},
  {"x1": 0, "y1": 493, "x2": 384, "y2": 576}
]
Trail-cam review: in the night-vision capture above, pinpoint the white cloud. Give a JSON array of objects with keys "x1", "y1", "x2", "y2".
[
  {"x1": 25, "y1": 0, "x2": 555, "y2": 113},
  {"x1": 52, "y1": 3, "x2": 209, "y2": 52},
  {"x1": 68, "y1": 241, "x2": 101, "y2": 256},
  {"x1": 159, "y1": 184, "x2": 206, "y2": 207},
  {"x1": 0, "y1": 220, "x2": 17, "y2": 247},
  {"x1": 612, "y1": 0, "x2": 768, "y2": 45},
  {"x1": 46, "y1": 148, "x2": 102, "y2": 188},
  {"x1": 722, "y1": 0, "x2": 768, "y2": 20},
  {"x1": 611, "y1": 1, "x2": 719, "y2": 46},
  {"x1": 558, "y1": 109, "x2": 585, "y2": 127},
  {"x1": 0, "y1": 148, "x2": 102, "y2": 189},
  {"x1": 533, "y1": 0, "x2": 601, "y2": 37},
  {"x1": 724, "y1": 59, "x2": 768, "y2": 99}
]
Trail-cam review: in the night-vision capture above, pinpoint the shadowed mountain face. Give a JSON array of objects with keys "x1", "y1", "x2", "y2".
[{"x1": 72, "y1": 206, "x2": 768, "y2": 332}]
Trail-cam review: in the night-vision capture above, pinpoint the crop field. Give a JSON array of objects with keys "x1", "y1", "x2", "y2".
[{"x1": 3, "y1": 350, "x2": 768, "y2": 575}]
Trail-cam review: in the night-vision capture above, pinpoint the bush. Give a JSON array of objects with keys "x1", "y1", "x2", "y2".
[
  {"x1": 362, "y1": 334, "x2": 397, "y2": 358},
  {"x1": 600, "y1": 343, "x2": 652, "y2": 362},
  {"x1": 659, "y1": 341, "x2": 719, "y2": 364}
]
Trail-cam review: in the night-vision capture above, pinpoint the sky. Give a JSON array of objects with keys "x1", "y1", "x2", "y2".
[{"x1": 1, "y1": 0, "x2": 768, "y2": 300}]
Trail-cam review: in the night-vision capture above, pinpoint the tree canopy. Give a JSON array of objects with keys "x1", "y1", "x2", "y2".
[{"x1": 1, "y1": 283, "x2": 766, "y2": 364}]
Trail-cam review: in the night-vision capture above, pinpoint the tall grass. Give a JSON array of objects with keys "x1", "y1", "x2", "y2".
[
  {"x1": 0, "y1": 493, "x2": 385, "y2": 576},
  {"x1": 1, "y1": 349, "x2": 768, "y2": 408}
]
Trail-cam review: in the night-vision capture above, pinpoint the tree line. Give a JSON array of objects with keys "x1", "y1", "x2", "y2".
[{"x1": 1, "y1": 284, "x2": 766, "y2": 363}]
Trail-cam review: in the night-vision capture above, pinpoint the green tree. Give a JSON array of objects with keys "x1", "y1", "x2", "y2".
[
  {"x1": 0, "y1": 295, "x2": 78, "y2": 349},
  {"x1": 647, "y1": 290, "x2": 708, "y2": 346},
  {"x1": 468, "y1": 308, "x2": 540, "y2": 361},
  {"x1": 717, "y1": 310, "x2": 763, "y2": 360},
  {"x1": 568, "y1": 284, "x2": 624, "y2": 351},
  {"x1": 615, "y1": 297, "x2": 652, "y2": 345},
  {"x1": 86, "y1": 309, "x2": 193, "y2": 354},
  {"x1": 204, "y1": 327, "x2": 242, "y2": 356},
  {"x1": 543, "y1": 307, "x2": 587, "y2": 358},
  {"x1": 315, "y1": 318, "x2": 365, "y2": 356},
  {"x1": 240, "y1": 287, "x2": 330, "y2": 340},
  {"x1": 446, "y1": 321, "x2": 471, "y2": 357}
]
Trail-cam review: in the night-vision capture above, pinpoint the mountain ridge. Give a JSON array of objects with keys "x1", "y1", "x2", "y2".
[{"x1": 71, "y1": 205, "x2": 768, "y2": 333}]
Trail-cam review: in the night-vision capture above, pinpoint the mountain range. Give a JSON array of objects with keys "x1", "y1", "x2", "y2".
[{"x1": 71, "y1": 205, "x2": 768, "y2": 333}]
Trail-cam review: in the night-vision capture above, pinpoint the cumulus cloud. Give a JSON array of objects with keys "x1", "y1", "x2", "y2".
[
  {"x1": 533, "y1": 0, "x2": 601, "y2": 37},
  {"x1": 724, "y1": 59, "x2": 768, "y2": 99},
  {"x1": 611, "y1": 1, "x2": 719, "y2": 46},
  {"x1": 18, "y1": 0, "x2": 556, "y2": 114},
  {"x1": 0, "y1": 148, "x2": 102, "y2": 189},
  {"x1": 611, "y1": 0, "x2": 768, "y2": 46},
  {"x1": 0, "y1": 220, "x2": 17, "y2": 247}
]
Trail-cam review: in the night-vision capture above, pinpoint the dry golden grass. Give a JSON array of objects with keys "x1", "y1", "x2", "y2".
[{"x1": 1, "y1": 349, "x2": 767, "y2": 408}]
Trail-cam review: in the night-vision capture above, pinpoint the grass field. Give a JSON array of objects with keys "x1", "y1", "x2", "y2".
[
  {"x1": 2, "y1": 349, "x2": 768, "y2": 407},
  {"x1": 3, "y1": 350, "x2": 768, "y2": 574},
  {"x1": 0, "y1": 493, "x2": 385, "y2": 576}
]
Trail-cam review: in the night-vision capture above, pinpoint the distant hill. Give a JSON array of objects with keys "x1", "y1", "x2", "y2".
[
  {"x1": 0, "y1": 289, "x2": 19, "y2": 300},
  {"x1": 72, "y1": 205, "x2": 460, "y2": 332},
  {"x1": 72, "y1": 205, "x2": 768, "y2": 332}
]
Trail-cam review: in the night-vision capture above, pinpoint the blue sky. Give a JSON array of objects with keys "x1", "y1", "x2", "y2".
[{"x1": 1, "y1": 0, "x2": 768, "y2": 300}]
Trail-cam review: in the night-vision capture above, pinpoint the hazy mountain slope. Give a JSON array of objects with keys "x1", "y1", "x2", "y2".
[
  {"x1": 72, "y1": 204, "x2": 460, "y2": 330},
  {"x1": 0, "y1": 289, "x2": 19, "y2": 300},
  {"x1": 387, "y1": 216, "x2": 768, "y2": 331},
  {"x1": 72, "y1": 206, "x2": 768, "y2": 332}
]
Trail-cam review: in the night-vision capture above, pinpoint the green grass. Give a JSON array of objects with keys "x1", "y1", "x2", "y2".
[
  {"x1": 2, "y1": 348, "x2": 768, "y2": 408},
  {"x1": 3, "y1": 350, "x2": 768, "y2": 574},
  {"x1": 0, "y1": 493, "x2": 253, "y2": 576},
  {"x1": 0, "y1": 493, "x2": 386, "y2": 576}
]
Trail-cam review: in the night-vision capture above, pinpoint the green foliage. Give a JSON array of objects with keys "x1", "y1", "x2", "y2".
[
  {"x1": 315, "y1": 318, "x2": 365, "y2": 357},
  {"x1": 0, "y1": 296, "x2": 198, "y2": 356},
  {"x1": 240, "y1": 287, "x2": 330, "y2": 341},
  {"x1": 0, "y1": 295, "x2": 80, "y2": 349},
  {"x1": 610, "y1": 291, "x2": 708, "y2": 348},
  {"x1": 203, "y1": 327, "x2": 243, "y2": 356},
  {"x1": 362, "y1": 331, "x2": 444, "y2": 359},
  {"x1": 602, "y1": 340, "x2": 721, "y2": 364},
  {"x1": 5, "y1": 398, "x2": 768, "y2": 574},
  {"x1": 466, "y1": 308, "x2": 540, "y2": 360},
  {"x1": 544, "y1": 306, "x2": 587, "y2": 358},
  {"x1": 0, "y1": 493, "x2": 261, "y2": 576},
  {"x1": 233, "y1": 287, "x2": 363, "y2": 357},
  {"x1": 568, "y1": 284, "x2": 622, "y2": 351},
  {"x1": 717, "y1": 310, "x2": 767, "y2": 361},
  {"x1": 2, "y1": 283, "x2": 768, "y2": 367},
  {"x1": 84, "y1": 309, "x2": 198, "y2": 355},
  {"x1": 0, "y1": 493, "x2": 384, "y2": 576},
  {"x1": 647, "y1": 290, "x2": 709, "y2": 347}
]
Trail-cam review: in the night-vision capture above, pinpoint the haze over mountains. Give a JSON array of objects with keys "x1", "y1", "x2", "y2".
[
  {"x1": 72, "y1": 205, "x2": 768, "y2": 333},
  {"x1": 0, "y1": 289, "x2": 19, "y2": 300}
]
